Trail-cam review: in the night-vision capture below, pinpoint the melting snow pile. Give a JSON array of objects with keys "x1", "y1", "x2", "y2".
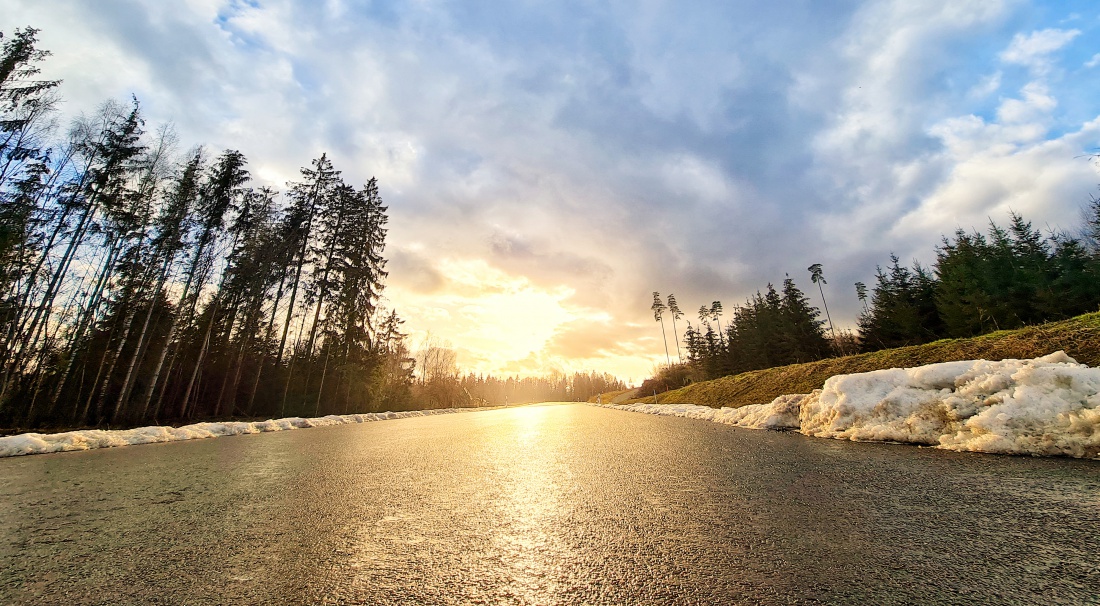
[
  {"x1": 0, "y1": 408, "x2": 482, "y2": 458},
  {"x1": 608, "y1": 352, "x2": 1100, "y2": 459}
]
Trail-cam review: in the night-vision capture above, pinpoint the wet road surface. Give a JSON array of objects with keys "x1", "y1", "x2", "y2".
[{"x1": 1, "y1": 403, "x2": 1099, "y2": 605}]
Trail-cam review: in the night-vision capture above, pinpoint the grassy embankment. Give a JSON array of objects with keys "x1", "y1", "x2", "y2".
[{"x1": 592, "y1": 311, "x2": 1100, "y2": 409}]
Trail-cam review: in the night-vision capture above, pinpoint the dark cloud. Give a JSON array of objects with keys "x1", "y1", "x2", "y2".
[{"x1": 388, "y1": 248, "x2": 447, "y2": 294}]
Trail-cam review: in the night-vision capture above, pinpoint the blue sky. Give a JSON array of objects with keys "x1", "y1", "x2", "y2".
[{"x1": 9, "y1": 0, "x2": 1100, "y2": 380}]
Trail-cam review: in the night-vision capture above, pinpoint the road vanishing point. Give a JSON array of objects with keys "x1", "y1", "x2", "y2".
[{"x1": 2, "y1": 403, "x2": 1099, "y2": 605}]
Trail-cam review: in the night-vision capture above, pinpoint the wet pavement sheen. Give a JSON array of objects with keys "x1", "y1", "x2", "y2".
[{"x1": 1, "y1": 403, "x2": 1099, "y2": 605}]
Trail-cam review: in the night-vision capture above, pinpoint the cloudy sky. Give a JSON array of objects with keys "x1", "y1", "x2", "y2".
[{"x1": 9, "y1": 0, "x2": 1100, "y2": 381}]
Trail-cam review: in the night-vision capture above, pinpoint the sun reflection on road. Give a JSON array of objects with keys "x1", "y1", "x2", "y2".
[
  {"x1": 342, "y1": 404, "x2": 583, "y2": 604},
  {"x1": 486, "y1": 405, "x2": 576, "y2": 603}
]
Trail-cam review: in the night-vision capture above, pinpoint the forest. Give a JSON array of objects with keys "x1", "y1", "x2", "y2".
[
  {"x1": 653, "y1": 202, "x2": 1100, "y2": 389},
  {"x1": 0, "y1": 27, "x2": 622, "y2": 430}
]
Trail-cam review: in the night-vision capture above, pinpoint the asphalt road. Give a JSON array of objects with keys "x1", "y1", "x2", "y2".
[{"x1": 1, "y1": 403, "x2": 1099, "y2": 605}]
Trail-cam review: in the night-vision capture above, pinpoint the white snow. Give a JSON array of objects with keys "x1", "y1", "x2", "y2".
[
  {"x1": 0, "y1": 408, "x2": 488, "y2": 458},
  {"x1": 605, "y1": 351, "x2": 1100, "y2": 459}
]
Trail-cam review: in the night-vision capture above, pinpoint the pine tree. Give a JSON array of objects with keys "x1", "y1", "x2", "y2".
[
  {"x1": 709, "y1": 301, "x2": 724, "y2": 347},
  {"x1": 152, "y1": 149, "x2": 249, "y2": 419},
  {"x1": 324, "y1": 178, "x2": 388, "y2": 413},
  {"x1": 0, "y1": 27, "x2": 61, "y2": 303},
  {"x1": 778, "y1": 276, "x2": 829, "y2": 363},
  {"x1": 807, "y1": 263, "x2": 836, "y2": 347},
  {"x1": 855, "y1": 281, "x2": 868, "y2": 310},
  {"x1": 858, "y1": 255, "x2": 942, "y2": 350},
  {"x1": 651, "y1": 291, "x2": 669, "y2": 367},
  {"x1": 0, "y1": 27, "x2": 61, "y2": 191},
  {"x1": 2, "y1": 98, "x2": 145, "y2": 421}
]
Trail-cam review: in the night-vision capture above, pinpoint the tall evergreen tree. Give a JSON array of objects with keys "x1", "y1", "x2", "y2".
[
  {"x1": 173, "y1": 150, "x2": 250, "y2": 418},
  {"x1": 807, "y1": 263, "x2": 836, "y2": 347},
  {"x1": 651, "y1": 291, "x2": 669, "y2": 367},
  {"x1": 1, "y1": 98, "x2": 144, "y2": 418},
  {"x1": 859, "y1": 255, "x2": 941, "y2": 350},
  {"x1": 778, "y1": 276, "x2": 830, "y2": 363},
  {"x1": 0, "y1": 27, "x2": 61, "y2": 301}
]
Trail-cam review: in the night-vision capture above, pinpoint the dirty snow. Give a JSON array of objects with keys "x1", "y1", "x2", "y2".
[
  {"x1": 606, "y1": 352, "x2": 1100, "y2": 459},
  {"x1": 0, "y1": 408, "x2": 488, "y2": 458}
]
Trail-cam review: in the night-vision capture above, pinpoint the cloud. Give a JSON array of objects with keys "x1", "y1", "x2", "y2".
[
  {"x1": 999, "y1": 28, "x2": 1081, "y2": 73},
  {"x1": 7, "y1": 0, "x2": 1100, "y2": 381},
  {"x1": 388, "y1": 247, "x2": 446, "y2": 294},
  {"x1": 967, "y1": 71, "x2": 1002, "y2": 98},
  {"x1": 544, "y1": 318, "x2": 653, "y2": 360},
  {"x1": 899, "y1": 115, "x2": 1100, "y2": 238}
]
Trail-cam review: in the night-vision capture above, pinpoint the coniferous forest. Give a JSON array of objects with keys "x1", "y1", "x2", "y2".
[
  {"x1": 0, "y1": 28, "x2": 624, "y2": 430},
  {"x1": 0, "y1": 27, "x2": 411, "y2": 429},
  {"x1": 658, "y1": 201, "x2": 1100, "y2": 387}
]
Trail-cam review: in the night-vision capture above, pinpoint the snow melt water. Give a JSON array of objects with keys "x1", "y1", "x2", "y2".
[
  {"x1": 607, "y1": 352, "x2": 1100, "y2": 459},
  {"x1": 0, "y1": 408, "x2": 485, "y2": 458}
]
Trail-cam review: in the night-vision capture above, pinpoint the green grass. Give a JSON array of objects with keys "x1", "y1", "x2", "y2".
[{"x1": 613, "y1": 311, "x2": 1100, "y2": 409}]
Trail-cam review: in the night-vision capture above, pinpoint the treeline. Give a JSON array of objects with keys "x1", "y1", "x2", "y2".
[
  {"x1": 648, "y1": 276, "x2": 832, "y2": 390},
  {"x1": 653, "y1": 201, "x2": 1100, "y2": 387},
  {"x1": 412, "y1": 338, "x2": 625, "y2": 407},
  {"x1": 858, "y1": 211, "x2": 1100, "y2": 349},
  {"x1": 0, "y1": 27, "x2": 417, "y2": 429}
]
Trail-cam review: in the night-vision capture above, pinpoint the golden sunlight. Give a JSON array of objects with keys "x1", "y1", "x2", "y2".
[{"x1": 389, "y1": 258, "x2": 658, "y2": 380}]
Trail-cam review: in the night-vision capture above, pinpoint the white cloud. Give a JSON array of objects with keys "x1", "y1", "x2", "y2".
[
  {"x1": 898, "y1": 112, "x2": 1100, "y2": 242},
  {"x1": 996, "y1": 82, "x2": 1057, "y2": 128},
  {"x1": 812, "y1": 0, "x2": 1012, "y2": 188},
  {"x1": 999, "y1": 28, "x2": 1081, "y2": 73},
  {"x1": 967, "y1": 71, "x2": 1002, "y2": 99},
  {"x1": 807, "y1": 0, "x2": 1014, "y2": 267},
  {"x1": 1085, "y1": 53, "x2": 1100, "y2": 68}
]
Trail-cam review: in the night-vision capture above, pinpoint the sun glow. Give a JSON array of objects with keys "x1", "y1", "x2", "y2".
[
  {"x1": 391, "y1": 258, "x2": 595, "y2": 375},
  {"x1": 506, "y1": 404, "x2": 555, "y2": 442}
]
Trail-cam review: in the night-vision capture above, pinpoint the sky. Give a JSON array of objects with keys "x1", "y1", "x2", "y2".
[{"x1": 7, "y1": 0, "x2": 1100, "y2": 382}]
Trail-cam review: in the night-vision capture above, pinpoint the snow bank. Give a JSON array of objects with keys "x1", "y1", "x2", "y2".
[
  {"x1": 605, "y1": 352, "x2": 1100, "y2": 459},
  {"x1": 0, "y1": 408, "x2": 485, "y2": 458}
]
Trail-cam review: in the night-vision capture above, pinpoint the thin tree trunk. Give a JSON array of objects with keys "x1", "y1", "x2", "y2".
[
  {"x1": 245, "y1": 271, "x2": 287, "y2": 416},
  {"x1": 122, "y1": 254, "x2": 184, "y2": 422},
  {"x1": 314, "y1": 349, "x2": 331, "y2": 417},
  {"x1": 659, "y1": 317, "x2": 670, "y2": 367},
  {"x1": 817, "y1": 282, "x2": 837, "y2": 348},
  {"x1": 1, "y1": 197, "x2": 99, "y2": 401},
  {"x1": 275, "y1": 249, "x2": 307, "y2": 366},
  {"x1": 175, "y1": 248, "x2": 236, "y2": 419},
  {"x1": 78, "y1": 312, "x2": 121, "y2": 425},
  {"x1": 279, "y1": 318, "x2": 309, "y2": 416},
  {"x1": 8, "y1": 187, "x2": 98, "y2": 369},
  {"x1": 1, "y1": 148, "x2": 78, "y2": 358},
  {"x1": 224, "y1": 335, "x2": 250, "y2": 416},
  {"x1": 100, "y1": 291, "x2": 143, "y2": 424},
  {"x1": 46, "y1": 238, "x2": 120, "y2": 412},
  {"x1": 211, "y1": 298, "x2": 242, "y2": 416},
  {"x1": 671, "y1": 317, "x2": 681, "y2": 364},
  {"x1": 138, "y1": 243, "x2": 205, "y2": 419},
  {"x1": 21, "y1": 337, "x2": 56, "y2": 425},
  {"x1": 132, "y1": 258, "x2": 192, "y2": 420},
  {"x1": 179, "y1": 296, "x2": 219, "y2": 419}
]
